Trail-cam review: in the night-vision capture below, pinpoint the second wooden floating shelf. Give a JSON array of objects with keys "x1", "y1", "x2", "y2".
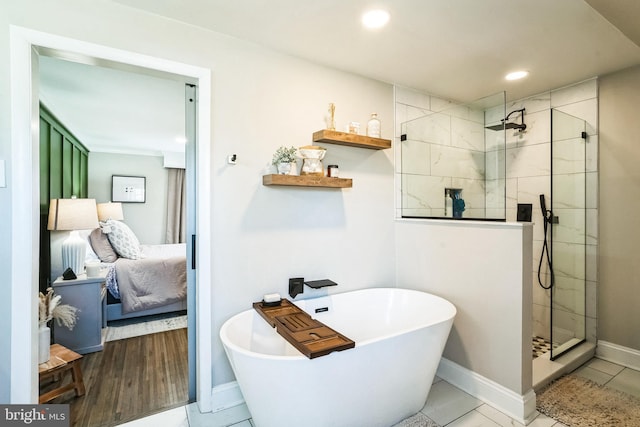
[
  {"x1": 312, "y1": 129, "x2": 392, "y2": 150},
  {"x1": 263, "y1": 174, "x2": 352, "y2": 188}
]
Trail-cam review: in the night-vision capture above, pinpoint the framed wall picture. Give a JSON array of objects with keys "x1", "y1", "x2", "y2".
[{"x1": 112, "y1": 175, "x2": 146, "y2": 203}]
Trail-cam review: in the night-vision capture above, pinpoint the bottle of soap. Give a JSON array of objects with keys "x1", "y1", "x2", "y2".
[{"x1": 366, "y1": 113, "x2": 381, "y2": 138}]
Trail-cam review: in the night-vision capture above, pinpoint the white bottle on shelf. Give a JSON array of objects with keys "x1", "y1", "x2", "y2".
[{"x1": 366, "y1": 113, "x2": 381, "y2": 138}]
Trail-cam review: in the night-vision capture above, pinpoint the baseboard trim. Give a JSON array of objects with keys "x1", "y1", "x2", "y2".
[
  {"x1": 437, "y1": 358, "x2": 537, "y2": 425},
  {"x1": 596, "y1": 340, "x2": 640, "y2": 371},
  {"x1": 210, "y1": 381, "x2": 244, "y2": 413}
]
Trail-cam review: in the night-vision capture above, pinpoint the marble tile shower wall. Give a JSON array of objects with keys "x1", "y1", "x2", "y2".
[
  {"x1": 395, "y1": 89, "x2": 487, "y2": 218},
  {"x1": 394, "y1": 79, "x2": 599, "y2": 346}
]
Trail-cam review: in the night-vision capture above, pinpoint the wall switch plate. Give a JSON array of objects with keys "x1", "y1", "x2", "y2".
[{"x1": 0, "y1": 160, "x2": 5, "y2": 187}]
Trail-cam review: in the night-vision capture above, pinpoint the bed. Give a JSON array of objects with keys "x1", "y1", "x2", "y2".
[
  {"x1": 104, "y1": 243, "x2": 187, "y2": 321},
  {"x1": 83, "y1": 222, "x2": 188, "y2": 322}
]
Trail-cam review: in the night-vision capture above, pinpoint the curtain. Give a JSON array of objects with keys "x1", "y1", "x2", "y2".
[{"x1": 166, "y1": 168, "x2": 186, "y2": 244}]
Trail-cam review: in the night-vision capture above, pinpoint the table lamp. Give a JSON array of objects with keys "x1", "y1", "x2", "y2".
[
  {"x1": 97, "y1": 202, "x2": 124, "y2": 222},
  {"x1": 47, "y1": 198, "x2": 99, "y2": 276}
]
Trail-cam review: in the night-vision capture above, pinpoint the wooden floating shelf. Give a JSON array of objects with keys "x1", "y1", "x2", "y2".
[
  {"x1": 263, "y1": 174, "x2": 352, "y2": 188},
  {"x1": 312, "y1": 129, "x2": 392, "y2": 150}
]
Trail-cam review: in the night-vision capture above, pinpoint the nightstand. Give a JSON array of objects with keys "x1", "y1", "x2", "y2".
[{"x1": 52, "y1": 269, "x2": 107, "y2": 354}]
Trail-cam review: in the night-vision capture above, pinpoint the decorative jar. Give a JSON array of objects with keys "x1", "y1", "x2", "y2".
[{"x1": 367, "y1": 113, "x2": 381, "y2": 138}]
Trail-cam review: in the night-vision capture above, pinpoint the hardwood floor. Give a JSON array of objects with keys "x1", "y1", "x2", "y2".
[{"x1": 44, "y1": 328, "x2": 189, "y2": 427}]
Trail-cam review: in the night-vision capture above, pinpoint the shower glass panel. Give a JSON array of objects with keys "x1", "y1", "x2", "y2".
[
  {"x1": 550, "y1": 109, "x2": 587, "y2": 359},
  {"x1": 400, "y1": 92, "x2": 506, "y2": 220}
]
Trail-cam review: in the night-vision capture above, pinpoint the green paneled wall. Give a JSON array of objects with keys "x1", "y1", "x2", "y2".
[
  {"x1": 39, "y1": 104, "x2": 90, "y2": 290},
  {"x1": 40, "y1": 104, "x2": 89, "y2": 212}
]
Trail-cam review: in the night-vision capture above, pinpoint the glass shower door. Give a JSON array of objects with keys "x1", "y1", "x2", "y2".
[
  {"x1": 399, "y1": 91, "x2": 506, "y2": 220},
  {"x1": 550, "y1": 109, "x2": 587, "y2": 359}
]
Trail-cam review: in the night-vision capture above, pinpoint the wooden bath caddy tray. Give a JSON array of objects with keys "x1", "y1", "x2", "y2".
[{"x1": 253, "y1": 299, "x2": 355, "y2": 359}]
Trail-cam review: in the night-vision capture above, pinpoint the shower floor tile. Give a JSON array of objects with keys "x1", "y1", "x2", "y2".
[{"x1": 532, "y1": 336, "x2": 552, "y2": 359}]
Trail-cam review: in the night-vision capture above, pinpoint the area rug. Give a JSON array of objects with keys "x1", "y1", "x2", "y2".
[
  {"x1": 537, "y1": 374, "x2": 640, "y2": 426},
  {"x1": 392, "y1": 412, "x2": 441, "y2": 427},
  {"x1": 105, "y1": 313, "x2": 187, "y2": 342}
]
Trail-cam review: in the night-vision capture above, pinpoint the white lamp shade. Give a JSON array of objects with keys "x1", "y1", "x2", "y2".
[
  {"x1": 48, "y1": 198, "x2": 99, "y2": 231},
  {"x1": 47, "y1": 198, "x2": 99, "y2": 276},
  {"x1": 97, "y1": 202, "x2": 124, "y2": 221}
]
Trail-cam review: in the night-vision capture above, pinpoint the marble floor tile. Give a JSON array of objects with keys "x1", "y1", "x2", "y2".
[
  {"x1": 474, "y1": 404, "x2": 527, "y2": 427},
  {"x1": 421, "y1": 380, "x2": 482, "y2": 426},
  {"x1": 446, "y1": 409, "x2": 500, "y2": 426},
  {"x1": 572, "y1": 365, "x2": 613, "y2": 385},
  {"x1": 585, "y1": 357, "x2": 625, "y2": 376},
  {"x1": 606, "y1": 367, "x2": 640, "y2": 399},
  {"x1": 186, "y1": 402, "x2": 251, "y2": 427}
]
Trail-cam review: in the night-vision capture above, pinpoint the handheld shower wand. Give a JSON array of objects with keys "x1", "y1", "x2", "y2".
[{"x1": 538, "y1": 194, "x2": 554, "y2": 290}]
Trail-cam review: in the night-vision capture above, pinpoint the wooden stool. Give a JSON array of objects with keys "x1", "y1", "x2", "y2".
[{"x1": 38, "y1": 344, "x2": 86, "y2": 403}]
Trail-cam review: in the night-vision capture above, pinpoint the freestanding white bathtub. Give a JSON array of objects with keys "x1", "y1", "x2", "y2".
[{"x1": 220, "y1": 288, "x2": 456, "y2": 427}]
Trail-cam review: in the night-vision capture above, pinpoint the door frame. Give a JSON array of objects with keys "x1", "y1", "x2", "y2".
[{"x1": 9, "y1": 26, "x2": 213, "y2": 411}]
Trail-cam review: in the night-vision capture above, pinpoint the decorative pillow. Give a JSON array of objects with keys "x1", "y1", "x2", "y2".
[
  {"x1": 78, "y1": 229, "x2": 100, "y2": 262},
  {"x1": 104, "y1": 220, "x2": 141, "y2": 260},
  {"x1": 89, "y1": 228, "x2": 118, "y2": 263}
]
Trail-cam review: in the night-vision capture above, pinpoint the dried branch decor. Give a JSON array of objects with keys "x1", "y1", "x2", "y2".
[{"x1": 39, "y1": 287, "x2": 79, "y2": 330}]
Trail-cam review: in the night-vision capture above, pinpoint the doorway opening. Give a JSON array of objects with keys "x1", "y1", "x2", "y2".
[
  {"x1": 38, "y1": 54, "x2": 192, "y2": 423},
  {"x1": 9, "y1": 26, "x2": 212, "y2": 413}
]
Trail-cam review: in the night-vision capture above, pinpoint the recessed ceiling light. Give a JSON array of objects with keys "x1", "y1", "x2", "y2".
[
  {"x1": 505, "y1": 70, "x2": 529, "y2": 81},
  {"x1": 362, "y1": 9, "x2": 390, "y2": 29}
]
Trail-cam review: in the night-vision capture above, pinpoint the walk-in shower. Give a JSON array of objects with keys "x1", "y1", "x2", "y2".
[{"x1": 399, "y1": 98, "x2": 589, "y2": 362}]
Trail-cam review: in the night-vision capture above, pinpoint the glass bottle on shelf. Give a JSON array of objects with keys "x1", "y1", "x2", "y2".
[{"x1": 366, "y1": 113, "x2": 381, "y2": 138}]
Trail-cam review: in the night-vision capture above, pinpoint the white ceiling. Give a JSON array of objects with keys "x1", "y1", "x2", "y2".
[
  {"x1": 39, "y1": 56, "x2": 187, "y2": 156},
  {"x1": 39, "y1": 0, "x2": 640, "y2": 155}
]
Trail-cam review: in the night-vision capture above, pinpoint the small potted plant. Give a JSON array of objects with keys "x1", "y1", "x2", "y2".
[{"x1": 272, "y1": 146, "x2": 298, "y2": 174}]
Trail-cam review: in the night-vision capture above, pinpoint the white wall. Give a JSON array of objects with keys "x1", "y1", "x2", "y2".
[
  {"x1": 599, "y1": 65, "x2": 640, "y2": 354},
  {"x1": 0, "y1": 1, "x2": 16, "y2": 402},
  {"x1": 1, "y1": 0, "x2": 395, "y2": 401}
]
